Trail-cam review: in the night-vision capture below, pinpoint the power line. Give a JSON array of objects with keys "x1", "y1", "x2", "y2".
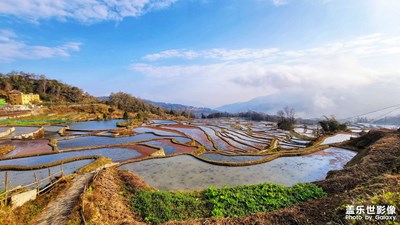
[
  {"x1": 342, "y1": 103, "x2": 400, "y2": 121},
  {"x1": 369, "y1": 106, "x2": 400, "y2": 123}
]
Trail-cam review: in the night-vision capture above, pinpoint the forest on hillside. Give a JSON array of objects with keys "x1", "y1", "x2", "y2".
[
  {"x1": 0, "y1": 71, "x2": 97, "y2": 103},
  {"x1": 0, "y1": 71, "x2": 194, "y2": 119}
]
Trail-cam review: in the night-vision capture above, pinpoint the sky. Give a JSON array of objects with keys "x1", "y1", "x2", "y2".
[{"x1": 1, "y1": 0, "x2": 400, "y2": 118}]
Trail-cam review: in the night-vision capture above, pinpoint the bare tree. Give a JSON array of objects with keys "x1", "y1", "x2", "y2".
[
  {"x1": 284, "y1": 106, "x2": 295, "y2": 124},
  {"x1": 277, "y1": 106, "x2": 296, "y2": 130}
]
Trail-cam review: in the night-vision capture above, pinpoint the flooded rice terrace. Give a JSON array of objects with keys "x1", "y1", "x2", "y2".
[
  {"x1": 0, "y1": 119, "x2": 359, "y2": 189},
  {"x1": 120, "y1": 147, "x2": 356, "y2": 190}
]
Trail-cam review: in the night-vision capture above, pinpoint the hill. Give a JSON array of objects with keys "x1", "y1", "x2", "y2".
[
  {"x1": 216, "y1": 94, "x2": 307, "y2": 114},
  {"x1": 145, "y1": 100, "x2": 218, "y2": 117},
  {"x1": 373, "y1": 115, "x2": 400, "y2": 125},
  {"x1": 0, "y1": 72, "x2": 192, "y2": 122},
  {"x1": 0, "y1": 72, "x2": 97, "y2": 103}
]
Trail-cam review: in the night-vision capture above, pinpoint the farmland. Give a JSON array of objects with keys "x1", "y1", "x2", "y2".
[
  {"x1": 0, "y1": 118, "x2": 391, "y2": 225},
  {"x1": 0, "y1": 118, "x2": 359, "y2": 190}
]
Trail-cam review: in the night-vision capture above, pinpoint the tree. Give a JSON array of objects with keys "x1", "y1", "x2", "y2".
[
  {"x1": 123, "y1": 111, "x2": 129, "y2": 119},
  {"x1": 136, "y1": 111, "x2": 144, "y2": 120},
  {"x1": 284, "y1": 106, "x2": 295, "y2": 124},
  {"x1": 319, "y1": 116, "x2": 347, "y2": 133},
  {"x1": 277, "y1": 107, "x2": 296, "y2": 130}
]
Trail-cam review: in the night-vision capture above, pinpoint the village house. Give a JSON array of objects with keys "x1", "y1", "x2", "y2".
[{"x1": 8, "y1": 90, "x2": 41, "y2": 105}]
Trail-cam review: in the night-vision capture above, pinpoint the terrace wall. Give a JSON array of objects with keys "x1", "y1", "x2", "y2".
[
  {"x1": 13, "y1": 127, "x2": 45, "y2": 139},
  {"x1": 58, "y1": 126, "x2": 69, "y2": 136},
  {"x1": 0, "y1": 127, "x2": 15, "y2": 137}
]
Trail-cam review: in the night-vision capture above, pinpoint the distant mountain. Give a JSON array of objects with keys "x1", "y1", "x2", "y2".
[
  {"x1": 97, "y1": 96, "x2": 109, "y2": 101},
  {"x1": 145, "y1": 100, "x2": 218, "y2": 116},
  {"x1": 97, "y1": 96, "x2": 218, "y2": 117},
  {"x1": 216, "y1": 94, "x2": 307, "y2": 114},
  {"x1": 373, "y1": 115, "x2": 400, "y2": 125}
]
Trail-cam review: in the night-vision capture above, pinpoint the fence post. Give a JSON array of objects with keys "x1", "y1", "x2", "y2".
[
  {"x1": 33, "y1": 172, "x2": 39, "y2": 193},
  {"x1": 48, "y1": 168, "x2": 51, "y2": 183},
  {"x1": 61, "y1": 163, "x2": 64, "y2": 177},
  {"x1": 4, "y1": 171, "x2": 8, "y2": 205}
]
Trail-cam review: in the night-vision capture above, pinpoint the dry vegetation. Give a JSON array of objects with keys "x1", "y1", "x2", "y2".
[
  {"x1": 0, "y1": 145, "x2": 15, "y2": 155},
  {"x1": 0, "y1": 175, "x2": 74, "y2": 225},
  {"x1": 76, "y1": 157, "x2": 112, "y2": 174},
  {"x1": 68, "y1": 168, "x2": 152, "y2": 224}
]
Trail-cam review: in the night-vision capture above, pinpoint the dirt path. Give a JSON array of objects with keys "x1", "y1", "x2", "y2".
[{"x1": 35, "y1": 173, "x2": 93, "y2": 225}]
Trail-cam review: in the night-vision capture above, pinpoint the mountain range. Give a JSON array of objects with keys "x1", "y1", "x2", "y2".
[
  {"x1": 145, "y1": 100, "x2": 218, "y2": 116},
  {"x1": 216, "y1": 94, "x2": 307, "y2": 114}
]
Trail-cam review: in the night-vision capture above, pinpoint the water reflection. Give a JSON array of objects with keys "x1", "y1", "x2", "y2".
[{"x1": 120, "y1": 147, "x2": 356, "y2": 190}]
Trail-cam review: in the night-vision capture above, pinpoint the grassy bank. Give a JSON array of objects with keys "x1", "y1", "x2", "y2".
[
  {"x1": 76, "y1": 157, "x2": 112, "y2": 174},
  {"x1": 132, "y1": 183, "x2": 326, "y2": 224},
  {"x1": 0, "y1": 119, "x2": 69, "y2": 126}
]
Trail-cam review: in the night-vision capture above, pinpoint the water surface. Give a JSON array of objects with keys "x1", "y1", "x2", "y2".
[
  {"x1": 133, "y1": 127, "x2": 182, "y2": 136},
  {"x1": 144, "y1": 140, "x2": 181, "y2": 155},
  {"x1": 0, "y1": 159, "x2": 93, "y2": 190},
  {"x1": 120, "y1": 147, "x2": 356, "y2": 190},
  {"x1": 13, "y1": 127, "x2": 40, "y2": 136},
  {"x1": 322, "y1": 133, "x2": 358, "y2": 145},
  {"x1": 57, "y1": 133, "x2": 168, "y2": 150},
  {"x1": 150, "y1": 120, "x2": 177, "y2": 125},
  {"x1": 0, "y1": 148, "x2": 141, "y2": 166},
  {"x1": 199, "y1": 153, "x2": 264, "y2": 162},
  {"x1": 68, "y1": 119, "x2": 124, "y2": 130}
]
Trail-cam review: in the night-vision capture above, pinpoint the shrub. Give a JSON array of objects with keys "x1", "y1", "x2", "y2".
[
  {"x1": 204, "y1": 182, "x2": 326, "y2": 218},
  {"x1": 319, "y1": 116, "x2": 347, "y2": 133},
  {"x1": 132, "y1": 191, "x2": 209, "y2": 224},
  {"x1": 131, "y1": 182, "x2": 326, "y2": 223},
  {"x1": 277, "y1": 119, "x2": 294, "y2": 130}
]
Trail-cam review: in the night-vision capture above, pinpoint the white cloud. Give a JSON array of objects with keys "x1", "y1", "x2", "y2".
[
  {"x1": 130, "y1": 33, "x2": 400, "y2": 117},
  {"x1": 143, "y1": 48, "x2": 280, "y2": 61},
  {"x1": 144, "y1": 34, "x2": 400, "y2": 63},
  {"x1": 0, "y1": 30, "x2": 81, "y2": 62},
  {"x1": 0, "y1": 0, "x2": 177, "y2": 23}
]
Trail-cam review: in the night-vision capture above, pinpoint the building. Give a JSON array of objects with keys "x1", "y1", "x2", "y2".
[{"x1": 8, "y1": 90, "x2": 41, "y2": 105}]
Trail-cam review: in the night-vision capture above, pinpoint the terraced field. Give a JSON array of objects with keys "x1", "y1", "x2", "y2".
[{"x1": 0, "y1": 118, "x2": 358, "y2": 189}]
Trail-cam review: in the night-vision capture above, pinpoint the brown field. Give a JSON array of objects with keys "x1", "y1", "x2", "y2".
[{"x1": 0, "y1": 139, "x2": 52, "y2": 159}]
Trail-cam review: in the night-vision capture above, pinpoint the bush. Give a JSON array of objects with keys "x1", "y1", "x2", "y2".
[
  {"x1": 319, "y1": 116, "x2": 347, "y2": 133},
  {"x1": 132, "y1": 191, "x2": 210, "y2": 224},
  {"x1": 131, "y1": 183, "x2": 326, "y2": 223},
  {"x1": 277, "y1": 119, "x2": 294, "y2": 130},
  {"x1": 204, "y1": 183, "x2": 326, "y2": 218}
]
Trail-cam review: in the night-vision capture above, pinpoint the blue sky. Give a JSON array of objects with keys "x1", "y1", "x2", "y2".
[{"x1": 1, "y1": 0, "x2": 400, "y2": 117}]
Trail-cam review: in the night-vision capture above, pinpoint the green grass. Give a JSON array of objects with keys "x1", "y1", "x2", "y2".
[
  {"x1": 131, "y1": 182, "x2": 326, "y2": 224},
  {"x1": 132, "y1": 191, "x2": 210, "y2": 224},
  {"x1": 0, "y1": 119, "x2": 69, "y2": 126}
]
